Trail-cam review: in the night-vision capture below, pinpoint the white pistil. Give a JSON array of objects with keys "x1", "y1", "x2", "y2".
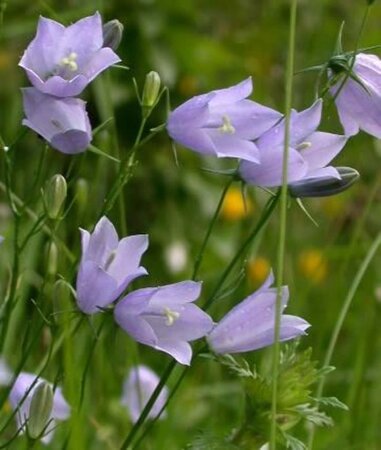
[
  {"x1": 296, "y1": 141, "x2": 312, "y2": 151},
  {"x1": 163, "y1": 307, "x2": 180, "y2": 326},
  {"x1": 59, "y1": 52, "x2": 78, "y2": 72},
  {"x1": 219, "y1": 115, "x2": 235, "y2": 134}
]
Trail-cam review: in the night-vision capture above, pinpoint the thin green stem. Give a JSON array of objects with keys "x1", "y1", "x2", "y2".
[
  {"x1": 119, "y1": 192, "x2": 279, "y2": 449},
  {"x1": 192, "y1": 177, "x2": 234, "y2": 280},
  {"x1": 308, "y1": 231, "x2": 381, "y2": 449},
  {"x1": 119, "y1": 360, "x2": 177, "y2": 450},
  {"x1": 270, "y1": 0, "x2": 297, "y2": 448}
]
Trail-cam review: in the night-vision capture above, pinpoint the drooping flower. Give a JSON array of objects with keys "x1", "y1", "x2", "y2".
[
  {"x1": 76, "y1": 216, "x2": 149, "y2": 314},
  {"x1": 121, "y1": 365, "x2": 168, "y2": 423},
  {"x1": 114, "y1": 281, "x2": 214, "y2": 365},
  {"x1": 22, "y1": 88, "x2": 92, "y2": 154},
  {"x1": 239, "y1": 99, "x2": 348, "y2": 190},
  {"x1": 19, "y1": 12, "x2": 121, "y2": 98},
  {"x1": 167, "y1": 77, "x2": 282, "y2": 163},
  {"x1": 329, "y1": 53, "x2": 381, "y2": 138},
  {"x1": 207, "y1": 272, "x2": 310, "y2": 354},
  {"x1": 9, "y1": 372, "x2": 70, "y2": 444}
]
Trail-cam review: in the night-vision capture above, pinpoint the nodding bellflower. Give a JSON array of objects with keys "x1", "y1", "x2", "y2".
[
  {"x1": 19, "y1": 12, "x2": 121, "y2": 98},
  {"x1": 167, "y1": 77, "x2": 282, "y2": 163},
  {"x1": 9, "y1": 372, "x2": 70, "y2": 444},
  {"x1": 330, "y1": 53, "x2": 381, "y2": 138},
  {"x1": 22, "y1": 88, "x2": 92, "y2": 154},
  {"x1": 207, "y1": 272, "x2": 310, "y2": 354},
  {"x1": 239, "y1": 99, "x2": 348, "y2": 189},
  {"x1": 76, "y1": 216, "x2": 149, "y2": 314},
  {"x1": 121, "y1": 365, "x2": 169, "y2": 423},
  {"x1": 114, "y1": 281, "x2": 214, "y2": 365}
]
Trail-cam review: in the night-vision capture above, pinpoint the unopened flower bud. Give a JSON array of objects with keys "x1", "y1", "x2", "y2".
[
  {"x1": 44, "y1": 174, "x2": 67, "y2": 219},
  {"x1": 27, "y1": 382, "x2": 53, "y2": 440},
  {"x1": 142, "y1": 71, "x2": 161, "y2": 117},
  {"x1": 45, "y1": 242, "x2": 58, "y2": 276},
  {"x1": 289, "y1": 167, "x2": 359, "y2": 198},
  {"x1": 103, "y1": 19, "x2": 124, "y2": 51}
]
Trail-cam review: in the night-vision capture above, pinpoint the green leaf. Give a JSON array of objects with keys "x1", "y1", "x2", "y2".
[{"x1": 313, "y1": 396, "x2": 349, "y2": 411}]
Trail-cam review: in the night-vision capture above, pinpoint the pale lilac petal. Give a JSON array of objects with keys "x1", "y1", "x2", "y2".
[
  {"x1": 76, "y1": 260, "x2": 118, "y2": 314},
  {"x1": 207, "y1": 131, "x2": 260, "y2": 162},
  {"x1": 354, "y1": 53, "x2": 381, "y2": 91},
  {"x1": 19, "y1": 17, "x2": 65, "y2": 76},
  {"x1": 108, "y1": 235, "x2": 149, "y2": 284},
  {"x1": 332, "y1": 78, "x2": 381, "y2": 138},
  {"x1": 22, "y1": 88, "x2": 91, "y2": 154},
  {"x1": 84, "y1": 216, "x2": 119, "y2": 265},
  {"x1": 169, "y1": 128, "x2": 216, "y2": 156},
  {"x1": 147, "y1": 281, "x2": 202, "y2": 306},
  {"x1": 155, "y1": 340, "x2": 193, "y2": 365},
  {"x1": 258, "y1": 100, "x2": 322, "y2": 149},
  {"x1": 304, "y1": 166, "x2": 341, "y2": 181},
  {"x1": 117, "y1": 289, "x2": 156, "y2": 314},
  {"x1": 52, "y1": 388, "x2": 70, "y2": 420},
  {"x1": 214, "y1": 100, "x2": 282, "y2": 140},
  {"x1": 115, "y1": 312, "x2": 158, "y2": 346},
  {"x1": 61, "y1": 13, "x2": 103, "y2": 66},
  {"x1": 239, "y1": 147, "x2": 308, "y2": 187},
  {"x1": 82, "y1": 47, "x2": 121, "y2": 83},
  {"x1": 209, "y1": 77, "x2": 252, "y2": 106},
  {"x1": 37, "y1": 73, "x2": 89, "y2": 97},
  {"x1": 301, "y1": 131, "x2": 347, "y2": 171},
  {"x1": 122, "y1": 366, "x2": 168, "y2": 423}
]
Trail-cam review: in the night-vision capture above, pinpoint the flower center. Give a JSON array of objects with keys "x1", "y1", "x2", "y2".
[
  {"x1": 59, "y1": 52, "x2": 78, "y2": 72},
  {"x1": 163, "y1": 307, "x2": 180, "y2": 326},
  {"x1": 296, "y1": 141, "x2": 312, "y2": 151},
  {"x1": 219, "y1": 115, "x2": 235, "y2": 134}
]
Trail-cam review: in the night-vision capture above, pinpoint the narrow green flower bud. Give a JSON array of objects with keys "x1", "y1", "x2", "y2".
[
  {"x1": 103, "y1": 19, "x2": 124, "y2": 51},
  {"x1": 289, "y1": 167, "x2": 359, "y2": 198},
  {"x1": 53, "y1": 280, "x2": 74, "y2": 324},
  {"x1": 43, "y1": 174, "x2": 67, "y2": 220},
  {"x1": 28, "y1": 382, "x2": 53, "y2": 439},
  {"x1": 45, "y1": 242, "x2": 58, "y2": 276},
  {"x1": 142, "y1": 71, "x2": 161, "y2": 117}
]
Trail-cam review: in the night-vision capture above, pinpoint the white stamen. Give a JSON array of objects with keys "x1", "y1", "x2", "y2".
[
  {"x1": 296, "y1": 141, "x2": 312, "y2": 151},
  {"x1": 163, "y1": 307, "x2": 180, "y2": 326},
  {"x1": 59, "y1": 52, "x2": 78, "y2": 72},
  {"x1": 219, "y1": 115, "x2": 235, "y2": 134}
]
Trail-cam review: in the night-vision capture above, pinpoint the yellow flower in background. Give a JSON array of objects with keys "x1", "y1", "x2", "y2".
[
  {"x1": 298, "y1": 249, "x2": 327, "y2": 284},
  {"x1": 247, "y1": 257, "x2": 270, "y2": 285},
  {"x1": 221, "y1": 187, "x2": 253, "y2": 221}
]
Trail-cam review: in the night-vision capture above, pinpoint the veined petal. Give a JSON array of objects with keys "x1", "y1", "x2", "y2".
[
  {"x1": 209, "y1": 77, "x2": 253, "y2": 106},
  {"x1": 108, "y1": 234, "x2": 149, "y2": 285},
  {"x1": 147, "y1": 281, "x2": 202, "y2": 307},
  {"x1": 114, "y1": 311, "x2": 158, "y2": 346},
  {"x1": 82, "y1": 47, "x2": 121, "y2": 83},
  {"x1": 155, "y1": 339, "x2": 193, "y2": 365},
  {"x1": 76, "y1": 260, "x2": 118, "y2": 314},
  {"x1": 239, "y1": 147, "x2": 308, "y2": 187},
  {"x1": 207, "y1": 131, "x2": 260, "y2": 162},
  {"x1": 301, "y1": 131, "x2": 347, "y2": 171},
  {"x1": 84, "y1": 216, "x2": 119, "y2": 265}
]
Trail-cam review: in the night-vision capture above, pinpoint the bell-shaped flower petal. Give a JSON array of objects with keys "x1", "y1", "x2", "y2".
[
  {"x1": 121, "y1": 365, "x2": 168, "y2": 423},
  {"x1": 22, "y1": 87, "x2": 92, "y2": 154},
  {"x1": 207, "y1": 272, "x2": 310, "y2": 354},
  {"x1": 114, "y1": 281, "x2": 214, "y2": 365},
  {"x1": 167, "y1": 77, "x2": 282, "y2": 163},
  {"x1": 19, "y1": 12, "x2": 121, "y2": 97},
  {"x1": 9, "y1": 372, "x2": 70, "y2": 444},
  {"x1": 330, "y1": 53, "x2": 381, "y2": 138},
  {"x1": 239, "y1": 100, "x2": 348, "y2": 191},
  {"x1": 76, "y1": 216, "x2": 149, "y2": 314}
]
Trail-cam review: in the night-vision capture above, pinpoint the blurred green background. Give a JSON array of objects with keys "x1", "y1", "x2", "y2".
[{"x1": 1, "y1": 0, "x2": 381, "y2": 449}]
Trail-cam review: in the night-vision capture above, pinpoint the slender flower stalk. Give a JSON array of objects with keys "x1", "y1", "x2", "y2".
[
  {"x1": 308, "y1": 231, "x2": 381, "y2": 449},
  {"x1": 270, "y1": 1, "x2": 297, "y2": 448}
]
